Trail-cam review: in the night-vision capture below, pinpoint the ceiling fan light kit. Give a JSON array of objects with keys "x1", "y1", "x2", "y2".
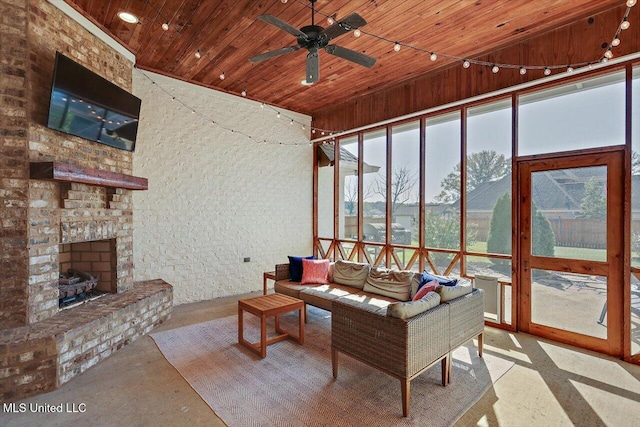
[{"x1": 249, "y1": 0, "x2": 376, "y2": 84}]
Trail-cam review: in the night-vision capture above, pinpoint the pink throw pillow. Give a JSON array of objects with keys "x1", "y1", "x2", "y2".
[
  {"x1": 412, "y1": 280, "x2": 438, "y2": 301},
  {"x1": 301, "y1": 259, "x2": 330, "y2": 285}
]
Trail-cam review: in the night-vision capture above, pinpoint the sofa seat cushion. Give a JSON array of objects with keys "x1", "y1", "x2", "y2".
[
  {"x1": 300, "y1": 284, "x2": 360, "y2": 311},
  {"x1": 388, "y1": 291, "x2": 441, "y2": 319},
  {"x1": 333, "y1": 260, "x2": 371, "y2": 289},
  {"x1": 436, "y1": 282, "x2": 473, "y2": 302},
  {"x1": 335, "y1": 292, "x2": 396, "y2": 316},
  {"x1": 363, "y1": 268, "x2": 414, "y2": 301},
  {"x1": 274, "y1": 280, "x2": 318, "y2": 299}
]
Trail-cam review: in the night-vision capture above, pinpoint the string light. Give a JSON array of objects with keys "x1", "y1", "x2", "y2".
[
  {"x1": 277, "y1": 112, "x2": 281, "y2": 118},
  {"x1": 135, "y1": 68, "x2": 326, "y2": 146},
  {"x1": 131, "y1": 0, "x2": 636, "y2": 144},
  {"x1": 621, "y1": 18, "x2": 631, "y2": 30}
]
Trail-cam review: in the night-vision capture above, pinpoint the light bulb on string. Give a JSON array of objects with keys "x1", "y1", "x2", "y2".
[
  {"x1": 544, "y1": 67, "x2": 552, "y2": 76},
  {"x1": 290, "y1": 119, "x2": 294, "y2": 125},
  {"x1": 195, "y1": 49, "x2": 201, "y2": 59},
  {"x1": 612, "y1": 37, "x2": 621, "y2": 46},
  {"x1": 430, "y1": 52, "x2": 437, "y2": 61},
  {"x1": 492, "y1": 65, "x2": 499, "y2": 73},
  {"x1": 241, "y1": 88, "x2": 247, "y2": 97},
  {"x1": 462, "y1": 60, "x2": 471, "y2": 68},
  {"x1": 281, "y1": 0, "x2": 288, "y2": 3},
  {"x1": 277, "y1": 112, "x2": 281, "y2": 118},
  {"x1": 627, "y1": 0, "x2": 636, "y2": 7},
  {"x1": 567, "y1": 66, "x2": 574, "y2": 72},
  {"x1": 219, "y1": 71, "x2": 226, "y2": 80},
  {"x1": 260, "y1": 102, "x2": 265, "y2": 108},
  {"x1": 604, "y1": 49, "x2": 613, "y2": 59},
  {"x1": 621, "y1": 18, "x2": 630, "y2": 30},
  {"x1": 519, "y1": 67, "x2": 527, "y2": 75},
  {"x1": 394, "y1": 42, "x2": 401, "y2": 52},
  {"x1": 328, "y1": 15, "x2": 335, "y2": 25},
  {"x1": 162, "y1": 22, "x2": 169, "y2": 31},
  {"x1": 354, "y1": 29, "x2": 361, "y2": 37}
]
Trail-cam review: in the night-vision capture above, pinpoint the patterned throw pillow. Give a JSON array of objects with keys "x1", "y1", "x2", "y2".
[
  {"x1": 301, "y1": 259, "x2": 330, "y2": 285},
  {"x1": 412, "y1": 280, "x2": 438, "y2": 301}
]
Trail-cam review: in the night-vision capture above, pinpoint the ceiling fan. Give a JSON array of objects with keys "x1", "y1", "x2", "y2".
[{"x1": 249, "y1": 0, "x2": 376, "y2": 84}]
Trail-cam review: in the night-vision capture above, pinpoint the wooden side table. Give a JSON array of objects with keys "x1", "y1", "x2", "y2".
[
  {"x1": 238, "y1": 293, "x2": 305, "y2": 358},
  {"x1": 263, "y1": 271, "x2": 276, "y2": 295}
]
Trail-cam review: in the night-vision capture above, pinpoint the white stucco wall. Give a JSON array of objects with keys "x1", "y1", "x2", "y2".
[{"x1": 131, "y1": 71, "x2": 313, "y2": 305}]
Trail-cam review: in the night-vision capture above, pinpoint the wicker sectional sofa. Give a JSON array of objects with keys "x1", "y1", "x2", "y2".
[{"x1": 273, "y1": 260, "x2": 484, "y2": 417}]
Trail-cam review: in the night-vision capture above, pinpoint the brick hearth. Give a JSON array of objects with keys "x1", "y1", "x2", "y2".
[{"x1": 0, "y1": 280, "x2": 172, "y2": 401}]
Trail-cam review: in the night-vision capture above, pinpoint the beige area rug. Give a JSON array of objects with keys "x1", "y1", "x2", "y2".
[{"x1": 151, "y1": 307, "x2": 513, "y2": 427}]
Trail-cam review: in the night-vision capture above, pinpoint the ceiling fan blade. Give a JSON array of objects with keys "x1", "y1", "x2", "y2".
[
  {"x1": 325, "y1": 45, "x2": 376, "y2": 68},
  {"x1": 249, "y1": 45, "x2": 301, "y2": 63},
  {"x1": 320, "y1": 13, "x2": 367, "y2": 40},
  {"x1": 257, "y1": 15, "x2": 308, "y2": 40},
  {"x1": 306, "y1": 51, "x2": 319, "y2": 84}
]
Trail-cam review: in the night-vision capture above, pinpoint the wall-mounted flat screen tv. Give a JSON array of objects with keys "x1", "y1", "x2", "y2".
[{"x1": 47, "y1": 52, "x2": 142, "y2": 152}]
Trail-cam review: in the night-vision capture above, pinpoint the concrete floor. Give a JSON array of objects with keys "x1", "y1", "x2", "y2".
[{"x1": 2, "y1": 291, "x2": 640, "y2": 427}]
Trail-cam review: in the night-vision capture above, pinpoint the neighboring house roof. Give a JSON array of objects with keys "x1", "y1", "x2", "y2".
[
  {"x1": 461, "y1": 169, "x2": 640, "y2": 212},
  {"x1": 394, "y1": 204, "x2": 419, "y2": 216},
  {"x1": 318, "y1": 143, "x2": 380, "y2": 174}
]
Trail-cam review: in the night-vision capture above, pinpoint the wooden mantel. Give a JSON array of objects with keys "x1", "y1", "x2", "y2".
[{"x1": 30, "y1": 162, "x2": 148, "y2": 190}]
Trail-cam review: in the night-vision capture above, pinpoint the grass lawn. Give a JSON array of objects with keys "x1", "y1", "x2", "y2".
[{"x1": 467, "y1": 241, "x2": 607, "y2": 262}]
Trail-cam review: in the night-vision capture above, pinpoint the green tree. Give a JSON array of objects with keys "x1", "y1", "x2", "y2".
[
  {"x1": 487, "y1": 191, "x2": 512, "y2": 256},
  {"x1": 425, "y1": 212, "x2": 476, "y2": 267},
  {"x1": 579, "y1": 177, "x2": 606, "y2": 219},
  {"x1": 532, "y1": 204, "x2": 555, "y2": 257},
  {"x1": 436, "y1": 150, "x2": 510, "y2": 203}
]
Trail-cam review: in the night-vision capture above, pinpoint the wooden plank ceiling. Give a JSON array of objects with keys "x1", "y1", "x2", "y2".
[{"x1": 64, "y1": 0, "x2": 624, "y2": 116}]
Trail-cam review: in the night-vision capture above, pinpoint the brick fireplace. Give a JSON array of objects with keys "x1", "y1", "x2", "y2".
[{"x1": 0, "y1": 0, "x2": 173, "y2": 401}]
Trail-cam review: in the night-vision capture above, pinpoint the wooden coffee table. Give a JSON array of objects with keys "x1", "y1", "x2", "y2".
[{"x1": 238, "y1": 293, "x2": 305, "y2": 358}]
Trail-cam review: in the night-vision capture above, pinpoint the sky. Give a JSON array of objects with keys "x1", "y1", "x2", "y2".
[{"x1": 337, "y1": 69, "x2": 635, "y2": 204}]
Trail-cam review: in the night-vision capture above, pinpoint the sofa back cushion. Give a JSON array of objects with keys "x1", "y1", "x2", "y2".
[
  {"x1": 436, "y1": 282, "x2": 473, "y2": 302},
  {"x1": 333, "y1": 260, "x2": 371, "y2": 289},
  {"x1": 387, "y1": 291, "x2": 441, "y2": 319},
  {"x1": 363, "y1": 267, "x2": 413, "y2": 301}
]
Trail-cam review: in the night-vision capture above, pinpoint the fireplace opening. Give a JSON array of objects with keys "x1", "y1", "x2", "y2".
[{"x1": 58, "y1": 239, "x2": 116, "y2": 309}]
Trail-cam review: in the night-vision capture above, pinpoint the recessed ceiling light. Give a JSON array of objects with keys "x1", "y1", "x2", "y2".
[
  {"x1": 301, "y1": 79, "x2": 314, "y2": 86},
  {"x1": 117, "y1": 12, "x2": 139, "y2": 24}
]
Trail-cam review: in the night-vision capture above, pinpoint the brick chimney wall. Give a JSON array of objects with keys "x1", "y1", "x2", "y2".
[{"x1": 1, "y1": 0, "x2": 136, "y2": 328}]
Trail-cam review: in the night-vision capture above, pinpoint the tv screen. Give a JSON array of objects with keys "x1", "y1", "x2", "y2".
[{"x1": 47, "y1": 52, "x2": 141, "y2": 152}]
